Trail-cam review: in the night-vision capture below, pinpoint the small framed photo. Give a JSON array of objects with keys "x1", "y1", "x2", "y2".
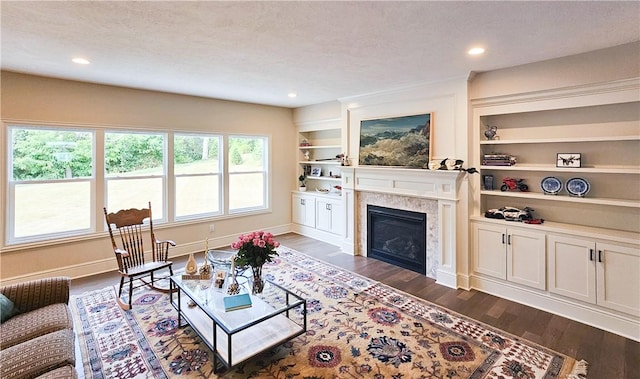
[
  {"x1": 556, "y1": 153, "x2": 581, "y2": 168},
  {"x1": 310, "y1": 166, "x2": 322, "y2": 177}
]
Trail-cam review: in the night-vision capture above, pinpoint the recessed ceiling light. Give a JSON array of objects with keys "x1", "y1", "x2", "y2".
[
  {"x1": 288, "y1": 92, "x2": 297, "y2": 98},
  {"x1": 72, "y1": 57, "x2": 90, "y2": 65},
  {"x1": 468, "y1": 47, "x2": 485, "y2": 56}
]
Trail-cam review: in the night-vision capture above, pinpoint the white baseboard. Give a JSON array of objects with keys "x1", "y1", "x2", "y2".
[
  {"x1": 0, "y1": 224, "x2": 293, "y2": 287},
  {"x1": 436, "y1": 269, "x2": 457, "y2": 289},
  {"x1": 470, "y1": 274, "x2": 640, "y2": 342},
  {"x1": 290, "y1": 224, "x2": 343, "y2": 248}
]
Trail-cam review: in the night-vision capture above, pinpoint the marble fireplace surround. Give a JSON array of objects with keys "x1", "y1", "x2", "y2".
[{"x1": 342, "y1": 167, "x2": 462, "y2": 289}]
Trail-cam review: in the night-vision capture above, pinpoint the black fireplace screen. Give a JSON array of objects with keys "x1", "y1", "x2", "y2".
[{"x1": 367, "y1": 205, "x2": 427, "y2": 275}]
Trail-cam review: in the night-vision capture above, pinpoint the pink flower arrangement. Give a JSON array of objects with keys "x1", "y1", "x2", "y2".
[{"x1": 231, "y1": 231, "x2": 280, "y2": 268}]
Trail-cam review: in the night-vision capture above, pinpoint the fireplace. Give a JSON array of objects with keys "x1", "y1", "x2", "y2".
[{"x1": 367, "y1": 205, "x2": 427, "y2": 275}]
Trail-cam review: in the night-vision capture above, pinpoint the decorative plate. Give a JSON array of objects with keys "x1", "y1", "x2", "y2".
[
  {"x1": 566, "y1": 177, "x2": 590, "y2": 197},
  {"x1": 541, "y1": 176, "x2": 562, "y2": 195}
]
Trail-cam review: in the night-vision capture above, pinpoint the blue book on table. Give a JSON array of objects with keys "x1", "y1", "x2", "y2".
[{"x1": 223, "y1": 293, "x2": 252, "y2": 312}]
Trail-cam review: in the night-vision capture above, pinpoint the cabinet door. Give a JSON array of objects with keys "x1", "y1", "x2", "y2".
[
  {"x1": 473, "y1": 223, "x2": 506, "y2": 280},
  {"x1": 292, "y1": 194, "x2": 315, "y2": 227},
  {"x1": 316, "y1": 198, "x2": 343, "y2": 235},
  {"x1": 596, "y1": 242, "x2": 640, "y2": 316},
  {"x1": 328, "y1": 200, "x2": 344, "y2": 235},
  {"x1": 507, "y1": 228, "x2": 546, "y2": 290},
  {"x1": 547, "y1": 235, "x2": 596, "y2": 304}
]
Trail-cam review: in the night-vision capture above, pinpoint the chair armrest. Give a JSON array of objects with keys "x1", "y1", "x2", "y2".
[
  {"x1": 155, "y1": 239, "x2": 176, "y2": 247},
  {"x1": 114, "y1": 248, "x2": 130, "y2": 257},
  {"x1": 0, "y1": 276, "x2": 70, "y2": 313},
  {"x1": 154, "y1": 239, "x2": 176, "y2": 262}
]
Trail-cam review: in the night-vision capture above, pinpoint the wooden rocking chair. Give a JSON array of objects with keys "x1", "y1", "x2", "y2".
[{"x1": 104, "y1": 202, "x2": 175, "y2": 310}]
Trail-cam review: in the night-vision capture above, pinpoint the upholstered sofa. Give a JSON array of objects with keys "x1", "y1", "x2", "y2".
[{"x1": 0, "y1": 277, "x2": 77, "y2": 379}]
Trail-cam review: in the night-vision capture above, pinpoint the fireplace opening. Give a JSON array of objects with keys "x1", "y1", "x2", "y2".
[{"x1": 367, "y1": 205, "x2": 427, "y2": 275}]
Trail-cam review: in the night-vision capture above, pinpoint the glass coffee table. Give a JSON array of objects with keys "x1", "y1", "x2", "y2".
[{"x1": 170, "y1": 274, "x2": 306, "y2": 373}]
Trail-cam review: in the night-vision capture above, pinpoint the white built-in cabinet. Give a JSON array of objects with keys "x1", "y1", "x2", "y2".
[
  {"x1": 472, "y1": 222, "x2": 546, "y2": 290},
  {"x1": 470, "y1": 78, "x2": 640, "y2": 340},
  {"x1": 548, "y1": 234, "x2": 640, "y2": 317},
  {"x1": 292, "y1": 116, "x2": 346, "y2": 247}
]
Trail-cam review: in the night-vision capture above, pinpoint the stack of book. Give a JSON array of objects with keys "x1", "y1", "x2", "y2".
[{"x1": 482, "y1": 154, "x2": 517, "y2": 166}]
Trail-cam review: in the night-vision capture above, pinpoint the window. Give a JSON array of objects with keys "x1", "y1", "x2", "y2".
[
  {"x1": 104, "y1": 131, "x2": 166, "y2": 219},
  {"x1": 228, "y1": 136, "x2": 268, "y2": 212},
  {"x1": 8, "y1": 126, "x2": 94, "y2": 243},
  {"x1": 5, "y1": 125, "x2": 271, "y2": 245},
  {"x1": 174, "y1": 133, "x2": 222, "y2": 219}
]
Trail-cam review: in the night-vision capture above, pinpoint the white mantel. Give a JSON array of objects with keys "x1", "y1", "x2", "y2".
[{"x1": 340, "y1": 166, "x2": 463, "y2": 289}]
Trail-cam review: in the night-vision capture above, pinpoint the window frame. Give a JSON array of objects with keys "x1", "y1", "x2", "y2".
[
  {"x1": 173, "y1": 132, "x2": 223, "y2": 221},
  {"x1": 3, "y1": 123, "x2": 272, "y2": 247},
  {"x1": 227, "y1": 134, "x2": 270, "y2": 214},
  {"x1": 104, "y1": 130, "x2": 168, "y2": 224},
  {"x1": 6, "y1": 125, "x2": 96, "y2": 245}
]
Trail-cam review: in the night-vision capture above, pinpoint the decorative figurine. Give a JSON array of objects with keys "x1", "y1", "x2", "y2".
[
  {"x1": 500, "y1": 177, "x2": 529, "y2": 192},
  {"x1": 226, "y1": 256, "x2": 240, "y2": 295},
  {"x1": 185, "y1": 253, "x2": 198, "y2": 275},
  {"x1": 484, "y1": 125, "x2": 498, "y2": 140},
  {"x1": 199, "y1": 260, "x2": 212, "y2": 279}
]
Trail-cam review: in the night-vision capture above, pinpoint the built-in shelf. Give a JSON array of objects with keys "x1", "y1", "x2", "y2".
[
  {"x1": 298, "y1": 160, "x2": 342, "y2": 165},
  {"x1": 480, "y1": 189, "x2": 640, "y2": 208},
  {"x1": 306, "y1": 176, "x2": 342, "y2": 182},
  {"x1": 480, "y1": 164, "x2": 640, "y2": 174},
  {"x1": 470, "y1": 215, "x2": 640, "y2": 246},
  {"x1": 298, "y1": 145, "x2": 342, "y2": 150},
  {"x1": 480, "y1": 135, "x2": 640, "y2": 145}
]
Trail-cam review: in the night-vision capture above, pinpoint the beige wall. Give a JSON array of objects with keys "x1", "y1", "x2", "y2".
[
  {"x1": 470, "y1": 41, "x2": 640, "y2": 99},
  {"x1": 0, "y1": 71, "x2": 296, "y2": 283}
]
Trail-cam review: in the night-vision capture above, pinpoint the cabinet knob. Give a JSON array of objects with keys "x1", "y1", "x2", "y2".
[
  {"x1": 301, "y1": 199, "x2": 305, "y2": 205},
  {"x1": 502, "y1": 234, "x2": 506, "y2": 244},
  {"x1": 598, "y1": 250, "x2": 603, "y2": 263},
  {"x1": 507, "y1": 235, "x2": 512, "y2": 245},
  {"x1": 589, "y1": 249, "x2": 594, "y2": 261}
]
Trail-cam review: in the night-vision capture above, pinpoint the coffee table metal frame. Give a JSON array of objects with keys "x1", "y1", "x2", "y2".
[{"x1": 170, "y1": 275, "x2": 307, "y2": 373}]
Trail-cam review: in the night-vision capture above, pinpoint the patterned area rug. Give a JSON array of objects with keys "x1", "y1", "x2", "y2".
[{"x1": 71, "y1": 246, "x2": 587, "y2": 378}]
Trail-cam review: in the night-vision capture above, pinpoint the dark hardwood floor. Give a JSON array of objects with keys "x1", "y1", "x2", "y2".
[{"x1": 71, "y1": 233, "x2": 639, "y2": 378}]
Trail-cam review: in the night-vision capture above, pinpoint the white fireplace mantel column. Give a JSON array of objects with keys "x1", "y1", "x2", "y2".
[{"x1": 340, "y1": 166, "x2": 463, "y2": 289}]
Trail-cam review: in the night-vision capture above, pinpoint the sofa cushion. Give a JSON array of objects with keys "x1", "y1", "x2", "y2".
[
  {"x1": 0, "y1": 329, "x2": 75, "y2": 379},
  {"x1": 0, "y1": 294, "x2": 19, "y2": 323},
  {"x1": 34, "y1": 365, "x2": 77, "y2": 379},
  {"x1": 0, "y1": 303, "x2": 73, "y2": 349}
]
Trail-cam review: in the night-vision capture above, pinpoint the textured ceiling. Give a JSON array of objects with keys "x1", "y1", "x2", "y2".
[{"x1": 2, "y1": 1, "x2": 639, "y2": 108}]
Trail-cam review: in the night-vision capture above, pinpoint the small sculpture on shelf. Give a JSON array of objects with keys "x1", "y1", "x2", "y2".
[{"x1": 484, "y1": 125, "x2": 498, "y2": 140}]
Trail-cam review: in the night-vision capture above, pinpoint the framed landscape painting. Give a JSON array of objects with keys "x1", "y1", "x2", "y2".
[{"x1": 359, "y1": 113, "x2": 432, "y2": 168}]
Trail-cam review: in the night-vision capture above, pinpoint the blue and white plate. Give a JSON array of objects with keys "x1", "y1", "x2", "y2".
[
  {"x1": 541, "y1": 176, "x2": 562, "y2": 195},
  {"x1": 566, "y1": 177, "x2": 590, "y2": 197}
]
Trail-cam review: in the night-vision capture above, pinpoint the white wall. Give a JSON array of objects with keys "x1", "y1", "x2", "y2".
[
  {"x1": 0, "y1": 71, "x2": 296, "y2": 284},
  {"x1": 340, "y1": 78, "x2": 472, "y2": 284}
]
